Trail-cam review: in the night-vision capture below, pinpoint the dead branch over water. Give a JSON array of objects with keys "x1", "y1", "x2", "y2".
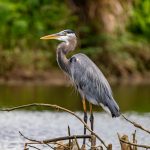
[
  {"x1": 1, "y1": 103, "x2": 150, "y2": 150},
  {"x1": 118, "y1": 133, "x2": 150, "y2": 149},
  {"x1": 19, "y1": 131, "x2": 92, "y2": 150},
  {"x1": 1, "y1": 103, "x2": 107, "y2": 149},
  {"x1": 19, "y1": 131, "x2": 92, "y2": 144},
  {"x1": 121, "y1": 114, "x2": 150, "y2": 134}
]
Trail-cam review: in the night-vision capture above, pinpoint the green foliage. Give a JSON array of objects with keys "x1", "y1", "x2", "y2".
[
  {"x1": 0, "y1": 0, "x2": 79, "y2": 75},
  {"x1": 0, "y1": 0, "x2": 149, "y2": 78},
  {"x1": 0, "y1": 0, "x2": 78, "y2": 49},
  {"x1": 128, "y1": 0, "x2": 150, "y2": 40}
]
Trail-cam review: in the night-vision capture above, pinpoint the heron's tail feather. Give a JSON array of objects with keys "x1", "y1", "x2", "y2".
[
  {"x1": 108, "y1": 98, "x2": 120, "y2": 117},
  {"x1": 99, "y1": 97, "x2": 120, "y2": 118}
]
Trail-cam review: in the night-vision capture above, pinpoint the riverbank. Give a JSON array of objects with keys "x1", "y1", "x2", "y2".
[{"x1": 0, "y1": 69, "x2": 149, "y2": 86}]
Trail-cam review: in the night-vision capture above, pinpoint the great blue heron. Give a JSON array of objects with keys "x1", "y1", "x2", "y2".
[{"x1": 41, "y1": 29, "x2": 120, "y2": 147}]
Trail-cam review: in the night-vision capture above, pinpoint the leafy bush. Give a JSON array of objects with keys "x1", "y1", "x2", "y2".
[
  {"x1": 0, "y1": 0, "x2": 78, "y2": 49},
  {"x1": 0, "y1": 0, "x2": 149, "y2": 77},
  {"x1": 128, "y1": 0, "x2": 150, "y2": 40}
]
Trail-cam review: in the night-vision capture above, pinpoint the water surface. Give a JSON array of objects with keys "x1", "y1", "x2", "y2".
[
  {"x1": 0, "y1": 84, "x2": 149, "y2": 112},
  {"x1": 0, "y1": 84, "x2": 149, "y2": 149},
  {"x1": 0, "y1": 111, "x2": 149, "y2": 150}
]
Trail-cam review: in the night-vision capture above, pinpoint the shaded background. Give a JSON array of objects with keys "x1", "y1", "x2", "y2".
[
  {"x1": 0, "y1": 0, "x2": 149, "y2": 81},
  {"x1": 0, "y1": 0, "x2": 149, "y2": 112},
  {"x1": 0, "y1": 1, "x2": 150, "y2": 149}
]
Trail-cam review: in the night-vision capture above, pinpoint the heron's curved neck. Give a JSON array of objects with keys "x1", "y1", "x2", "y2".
[{"x1": 56, "y1": 38, "x2": 77, "y2": 74}]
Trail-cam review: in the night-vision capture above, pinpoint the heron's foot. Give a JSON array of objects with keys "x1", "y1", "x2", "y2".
[{"x1": 81, "y1": 144, "x2": 86, "y2": 150}]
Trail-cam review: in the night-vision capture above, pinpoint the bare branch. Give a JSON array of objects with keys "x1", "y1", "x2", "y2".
[
  {"x1": 43, "y1": 135, "x2": 92, "y2": 144},
  {"x1": 120, "y1": 139, "x2": 150, "y2": 149},
  {"x1": 132, "y1": 130, "x2": 137, "y2": 150},
  {"x1": 19, "y1": 131, "x2": 40, "y2": 143},
  {"x1": 74, "y1": 136, "x2": 80, "y2": 150},
  {"x1": 1, "y1": 103, "x2": 108, "y2": 148},
  {"x1": 27, "y1": 145, "x2": 41, "y2": 150},
  {"x1": 118, "y1": 133, "x2": 150, "y2": 149},
  {"x1": 20, "y1": 131, "x2": 54, "y2": 149},
  {"x1": 122, "y1": 114, "x2": 150, "y2": 134},
  {"x1": 19, "y1": 131, "x2": 91, "y2": 144},
  {"x1": 67, "y1": 125, "x2": 71, "y2": 148}
]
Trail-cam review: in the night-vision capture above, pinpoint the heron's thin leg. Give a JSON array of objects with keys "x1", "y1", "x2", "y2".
[
  {"x1": 82, "y1": 98, "x2": 87, "y2": 147},
  {"x1": 89, "y1": 103, "x2": 94, "y2": 132}
]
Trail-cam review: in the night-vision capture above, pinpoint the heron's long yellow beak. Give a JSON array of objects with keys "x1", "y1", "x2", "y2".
[{"x1": 40, "y1": 34, "x2": 60, "y2": 40}]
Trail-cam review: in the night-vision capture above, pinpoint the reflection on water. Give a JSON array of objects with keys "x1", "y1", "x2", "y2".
[
  {"x1": 0, "y1": 84, "x2": 149, "y2": 112},
  {"x1": 0, "y1": 111, "x2": 149, "y2": 150},
  {"x1": 0, "y1": 84, "x2": 149, "y2": 149}
]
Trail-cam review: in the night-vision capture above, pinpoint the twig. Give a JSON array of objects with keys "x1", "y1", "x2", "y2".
[
  {"x1": 43, "y1": 135, "x2": 91, "y2": 144},
  {"x1": 20, "y1": 131, "x2": 55, "y2": 149},
  {"x1": 19, "y1": 131, "x2": 40, "y2": 143},
  {"x1": 117, "y1": 133, "x2": 122, "y2": 149},
  {"x1": 20, "y1": 130, "x2": 91, "y2": 144},
  {"x1": 27, "y1": 145, "x2": 41, "y2": 150},
  {"x1": 24, "y1": 142, "x2": 54, "y2": 149},
  {"x1": 132, "y1": 130, "x2": 137, "y2": 150},
  {"x1": 120, "y1": 139, "x2": 150, "y2": 149},
  {"x1": 118, "y1": 133, "x2": 150, "y2": 149},
  {"x1": 74, "y1": 136, "x2": 80, "y2": 150},
  {"x1": 122, "y1": 114, "x2": 150, "y2": 134},
  {"x1": 1, "y1": 103, "x2": 108, "y2": 148},
  {"x1": 68, "y1": 125, "x2": 71, "y2": 149}
]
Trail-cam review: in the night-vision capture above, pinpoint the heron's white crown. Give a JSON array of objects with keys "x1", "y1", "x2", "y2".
[{"x1": 57, "y1": 32, "x2": 76, "y2": 44}]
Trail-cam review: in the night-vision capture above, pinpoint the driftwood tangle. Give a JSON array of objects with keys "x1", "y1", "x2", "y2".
[{"x1": 1, "y1": 103, "x2": 150, "y2": 150}]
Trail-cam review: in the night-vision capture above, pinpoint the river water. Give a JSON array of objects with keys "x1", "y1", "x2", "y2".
[{"x1": 0, "y1": 84, "x2": 149, "y2": 149}]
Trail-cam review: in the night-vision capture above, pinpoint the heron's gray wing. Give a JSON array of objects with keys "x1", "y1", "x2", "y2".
[{"x1": 69, "y1": 53, "x2": 120, "y2": 117}]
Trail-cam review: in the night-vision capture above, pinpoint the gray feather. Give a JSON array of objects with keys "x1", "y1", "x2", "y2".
[{"x1": 69, "y1": 53, "x2": 120, "y2": 117}]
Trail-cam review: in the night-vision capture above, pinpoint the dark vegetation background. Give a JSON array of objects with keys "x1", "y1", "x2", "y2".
[{"x1": 0, "y1": 0, "x2": 149, "y2": 83}]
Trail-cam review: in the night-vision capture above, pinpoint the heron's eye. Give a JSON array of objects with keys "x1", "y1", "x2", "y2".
[{"x1": 59, "y1": 31, "x2": 66, "y2": 36}]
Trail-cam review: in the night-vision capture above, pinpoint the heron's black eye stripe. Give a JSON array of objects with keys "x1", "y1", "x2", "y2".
[{"x1": 64, "y1": 29, "x2": 74, "y2": 34}]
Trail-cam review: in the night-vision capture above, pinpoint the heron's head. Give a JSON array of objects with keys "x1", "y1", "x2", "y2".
[{"x1": 40, "y1": 29, "x2": 76, "y2": 43}]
